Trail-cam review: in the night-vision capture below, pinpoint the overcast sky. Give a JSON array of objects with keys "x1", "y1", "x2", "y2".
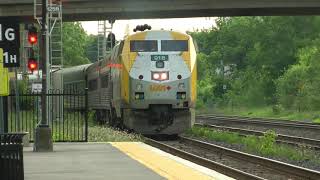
[{"x1": 81, "y1": 17, "x2": 216, "y2": 40}]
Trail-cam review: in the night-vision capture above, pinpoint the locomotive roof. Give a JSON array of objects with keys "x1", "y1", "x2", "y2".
[{"x1": 125, "y1": 30, "x2": 190, "y2": 40}]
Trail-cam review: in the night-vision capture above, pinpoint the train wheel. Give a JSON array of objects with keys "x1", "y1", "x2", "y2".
[
  {"x1": 94, "y1": 110, "x2": 101, "y2": 124},
  {"x1": 109, "y1": 109, "x2": 117, "y2": 127},
  {"x1": 106, "y1": 110, "x2": 113, "y2": 126},
  {"x1": 116, "y1": 109, "x2": 124, "y2": 130}
]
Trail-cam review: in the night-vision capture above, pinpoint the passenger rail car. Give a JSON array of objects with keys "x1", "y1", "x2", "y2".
[{"x1": 52, "y1": 30, "x2": 197, "y2": 135}]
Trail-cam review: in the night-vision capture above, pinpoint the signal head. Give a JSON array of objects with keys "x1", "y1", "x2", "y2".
[
  {"x1": 28, "y1": 26, "x2": 38, "y2": 45},
  {"x1": 27, "y1": 58, "x2": 38, "y2": 72}
]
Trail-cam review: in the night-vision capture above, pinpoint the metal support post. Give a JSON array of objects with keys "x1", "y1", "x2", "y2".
[
  {"x1": 84, "y1": 88, "x2": 88, "y2": 142},
  {"x1": 0, "y1": 97, "x2": 2, "y2": 133},
  {"x1": 0, "y1": 96, "x2": 9, "y2": 133},
  {"x1": 3, "y1": 96, "x2": 8, "y2": 133},
  {"x1": 0, "y1": 97, "x2": 3, "y2": 133},
  {"x1": 33, "y1": 0, "x2": 53, "y2": 152}
]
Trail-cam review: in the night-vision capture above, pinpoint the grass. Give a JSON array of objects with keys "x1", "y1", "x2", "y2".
[
  {"x1": 197, "y1": 106, "x2": 320, "y2": 123},
  {"x1": 87, "y1": 110, "x2": 144, "y2": 142},
  {"x1": 8, "y1": 109, "x2": 88, "y2": 142},
  {"x1": 88, "y1": 126, "x2": 144, "y2": 142},
  {"x1": 185, "y1": 126, "x2": 320, "y2": 163},
  {"x1": 8, "y1": 109, "x2": 144, "y2": 142}
]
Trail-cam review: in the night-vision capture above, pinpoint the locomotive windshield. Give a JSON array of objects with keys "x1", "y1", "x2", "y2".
[
  {"x1": 161, "y1": 40, "x2": 188, "y2": 51},
  {"x1": 130, "y1": 40, "x2": 158, "y2": 52}
]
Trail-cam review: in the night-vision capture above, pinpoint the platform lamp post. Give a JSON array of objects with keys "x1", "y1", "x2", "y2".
[{"x1": 33, "y1": 0, "x2": 53, "y2": 152}]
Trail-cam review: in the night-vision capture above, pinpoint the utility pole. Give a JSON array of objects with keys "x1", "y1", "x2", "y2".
[{"x1": 33, "y1": 0, "x2": 53, "y2": 152}]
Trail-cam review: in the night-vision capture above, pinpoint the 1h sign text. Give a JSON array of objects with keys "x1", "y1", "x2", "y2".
[{"x1": 0, "y1": 21, "x2": 20, "y2": 67}]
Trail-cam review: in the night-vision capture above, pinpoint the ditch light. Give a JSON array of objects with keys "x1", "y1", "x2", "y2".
[{"x1": 135, "y1": 92, "x2": 144, "y2": 100}]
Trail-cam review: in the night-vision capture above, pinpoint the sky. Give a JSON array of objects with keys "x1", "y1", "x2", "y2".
[{"x1": 81, "y1": 17, "x2": 216, "y2": 40}]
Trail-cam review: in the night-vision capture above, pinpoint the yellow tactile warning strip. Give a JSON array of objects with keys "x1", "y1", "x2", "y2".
[{"x1": 110, "y1": 142, "x2": 233, "y2": 180}]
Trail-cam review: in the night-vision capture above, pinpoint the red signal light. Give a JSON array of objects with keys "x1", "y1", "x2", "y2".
[
  {"x1": 28, "y1": 58, "x2": 38, "y2": 72},
  {"x1": 28, "y1": 35, "x2": 37, "y2": 44},
  {"x1": 28, "y1": 26, "x2": 38, "y2": 45}
]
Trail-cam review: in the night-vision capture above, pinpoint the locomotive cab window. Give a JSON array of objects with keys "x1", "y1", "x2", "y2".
[
  {"x1": 161, "y1": 40, "x2": 188, "y2": 51},
  {"x1": 130, "y1": 40, "x2": 158, "y2": 52}
]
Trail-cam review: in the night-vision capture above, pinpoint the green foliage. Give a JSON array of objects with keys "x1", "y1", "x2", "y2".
[
  {"x1": 277, "y1": 42, "x2": 320, "y2": 111},
  {"x1": 202, "y1": 106, "x2": 320, "y2": 123},
  {"x1": 62, "y1": 22, "x2": 91, "y2": 67},
  {"x1": 259, "y1": 130, "x2": 277, "y2": 155},
  {"x1": 186, "y1": 126, "x2": 319, "y2": 163},
  {"x1": 313, "y1": 118, "x2": 320, "y2": 124},
  {"x1": 85, "y1": 35, "x2": 98, "y2": 62},
  {"x1": 272, "y1": 104, "x2": 283, "y2": 115},
  {"x1": 191, "y1": 16, "x2": 320, "y2": 111}
]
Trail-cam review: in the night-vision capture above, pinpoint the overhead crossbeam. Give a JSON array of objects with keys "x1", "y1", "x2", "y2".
[{"x1": 1, "y1": 0, "x2": 320, "y2": 21}]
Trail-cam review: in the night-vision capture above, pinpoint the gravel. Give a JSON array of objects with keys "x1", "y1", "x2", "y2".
[
  {"x1": 183, "y1": 134, "x2": 320, "y2": 172},
  {"x1": 164, "y1": 139, "x2": 303, "y2": 180}
]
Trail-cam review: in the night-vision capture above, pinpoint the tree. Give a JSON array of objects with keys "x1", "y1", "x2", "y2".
[
  {"x1": 191, "y1": 16, "x2": 320, "y2": 109},
  {"x1": 85, "y1": 35, "x2": 98, "y2": 63},
  {"x1": 62, "y1": 22, "x2": 91, "y2": 67}
]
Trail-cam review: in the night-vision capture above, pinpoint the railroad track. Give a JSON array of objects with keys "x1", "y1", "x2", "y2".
[
  {"x1": 197, "y1": 114, "x2": 320, "y2": 140},
  {"x1": 202, "y1": 114, "x2": 318, "y2": 126},
  {"x1": 145, "y1": 136, "x2": 320, "y2": 180},
  {"x1": 195, "y1": 123, "x2": 320, "y2": 150}
]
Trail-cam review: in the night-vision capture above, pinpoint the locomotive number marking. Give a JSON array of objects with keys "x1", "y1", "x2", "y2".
[
  {"x1": 151, "y1": 55, "x2": 168, "y2": 61},
  {"x1": 150, "y1": 85, "x2": 171, "y2": 91}
]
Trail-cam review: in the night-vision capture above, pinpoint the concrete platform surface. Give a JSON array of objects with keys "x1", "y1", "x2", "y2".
[
  {"x1": 24, "y1": 142, "x2": 233, "y2": 180},
  {"x1": 24, "y1": 143, "x2": 164, "y2": 180}
]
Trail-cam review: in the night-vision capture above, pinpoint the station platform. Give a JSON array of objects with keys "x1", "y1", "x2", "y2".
[{"x1": 23, "y1": 142, "x2": 233, "y2": 180}]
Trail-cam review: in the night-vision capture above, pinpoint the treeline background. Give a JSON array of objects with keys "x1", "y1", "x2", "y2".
[
  {"x1": 190, "y1": 17, "x2": 320, "y2": 115},
  {"x1": 62, "y1": 17, "x2": 320, "y2": 117}
]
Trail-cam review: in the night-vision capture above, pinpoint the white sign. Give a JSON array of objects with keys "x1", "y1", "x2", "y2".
[
  {"x1": 47, "y1": 5, "x2": 61, "y2": 12},
  {"x1": 0, "y1": 24, "x2": 15, "y2": 41},
  {"x1": 0, "y1": 21, "x2": 20, "y2": 67},
  {"x1": 32, "y1": 83, "x2": 42, "y2": 93}
]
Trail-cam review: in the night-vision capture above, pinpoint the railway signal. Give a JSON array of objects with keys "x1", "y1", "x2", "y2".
[
  {"x1": 27, "y1": 58, "x2": 38, "y2": 72},
  {"x1": 28, "y1": 26, "x2": 38, "y2": 45}
]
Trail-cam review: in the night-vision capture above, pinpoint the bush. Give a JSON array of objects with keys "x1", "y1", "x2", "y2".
[
  {"x1": 276, "y1": 45, "x2": 320, "y2": 111},
  {"x1": 272, "y1": 104, "x2": 283, "y2": 115}
]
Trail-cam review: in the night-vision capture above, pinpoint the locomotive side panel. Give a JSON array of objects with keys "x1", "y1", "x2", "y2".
[{"x1": 86, "y1": 62, "x2": 101, "y2": 109}]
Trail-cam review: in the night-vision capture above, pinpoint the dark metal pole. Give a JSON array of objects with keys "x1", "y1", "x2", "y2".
[
  {"x1": 84, "y1": 88, "x2": 88, "y2": 142},
  {"x1": 3, "y1": 96, "x2": 8, "y2": 133},
  {"x1": 34, "y1": 0, "x2": 53, "y2": 152},
  {"x1": 41, "y1": 0, "x2": 47, "y2": 126}
]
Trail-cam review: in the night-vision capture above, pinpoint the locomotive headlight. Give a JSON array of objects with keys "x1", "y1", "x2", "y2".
[
  {"x1": 136, "y1": 84, "x2": 143, "y2": 91},
  {"x1": 160, "y1": 72, "x2": 168, "y2": 80},
  {"x1": 153, "y1": 73, "x2": 160, "y2": 80},
  {"x1": 152, "y1": 72, "x2": 169, "y2": 81},
  {"x1": 178, "y1": 83, "x2": 185, "y2": 90}
]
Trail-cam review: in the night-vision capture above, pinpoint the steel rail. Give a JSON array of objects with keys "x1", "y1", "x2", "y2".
[
  {"x1": 195, "y1": 123, "x2": 320, "y2": 150},
  {"x1": 180, "y1": 136, "x2": 320, "y2": 180},
  {"x1": 201, "y1": 114, "x2": 318, "y2": 126},
  {"x1": 144, "y1": 138, "x2": 263, "y2": 180},
  {"x1": 197, "y1": 115, "x2": 320, "y2": 130}
]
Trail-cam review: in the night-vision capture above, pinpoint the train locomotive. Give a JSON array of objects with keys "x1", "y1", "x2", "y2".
[{"x1": 53, "y1": 28, "x2": 197, "y2": 135}]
